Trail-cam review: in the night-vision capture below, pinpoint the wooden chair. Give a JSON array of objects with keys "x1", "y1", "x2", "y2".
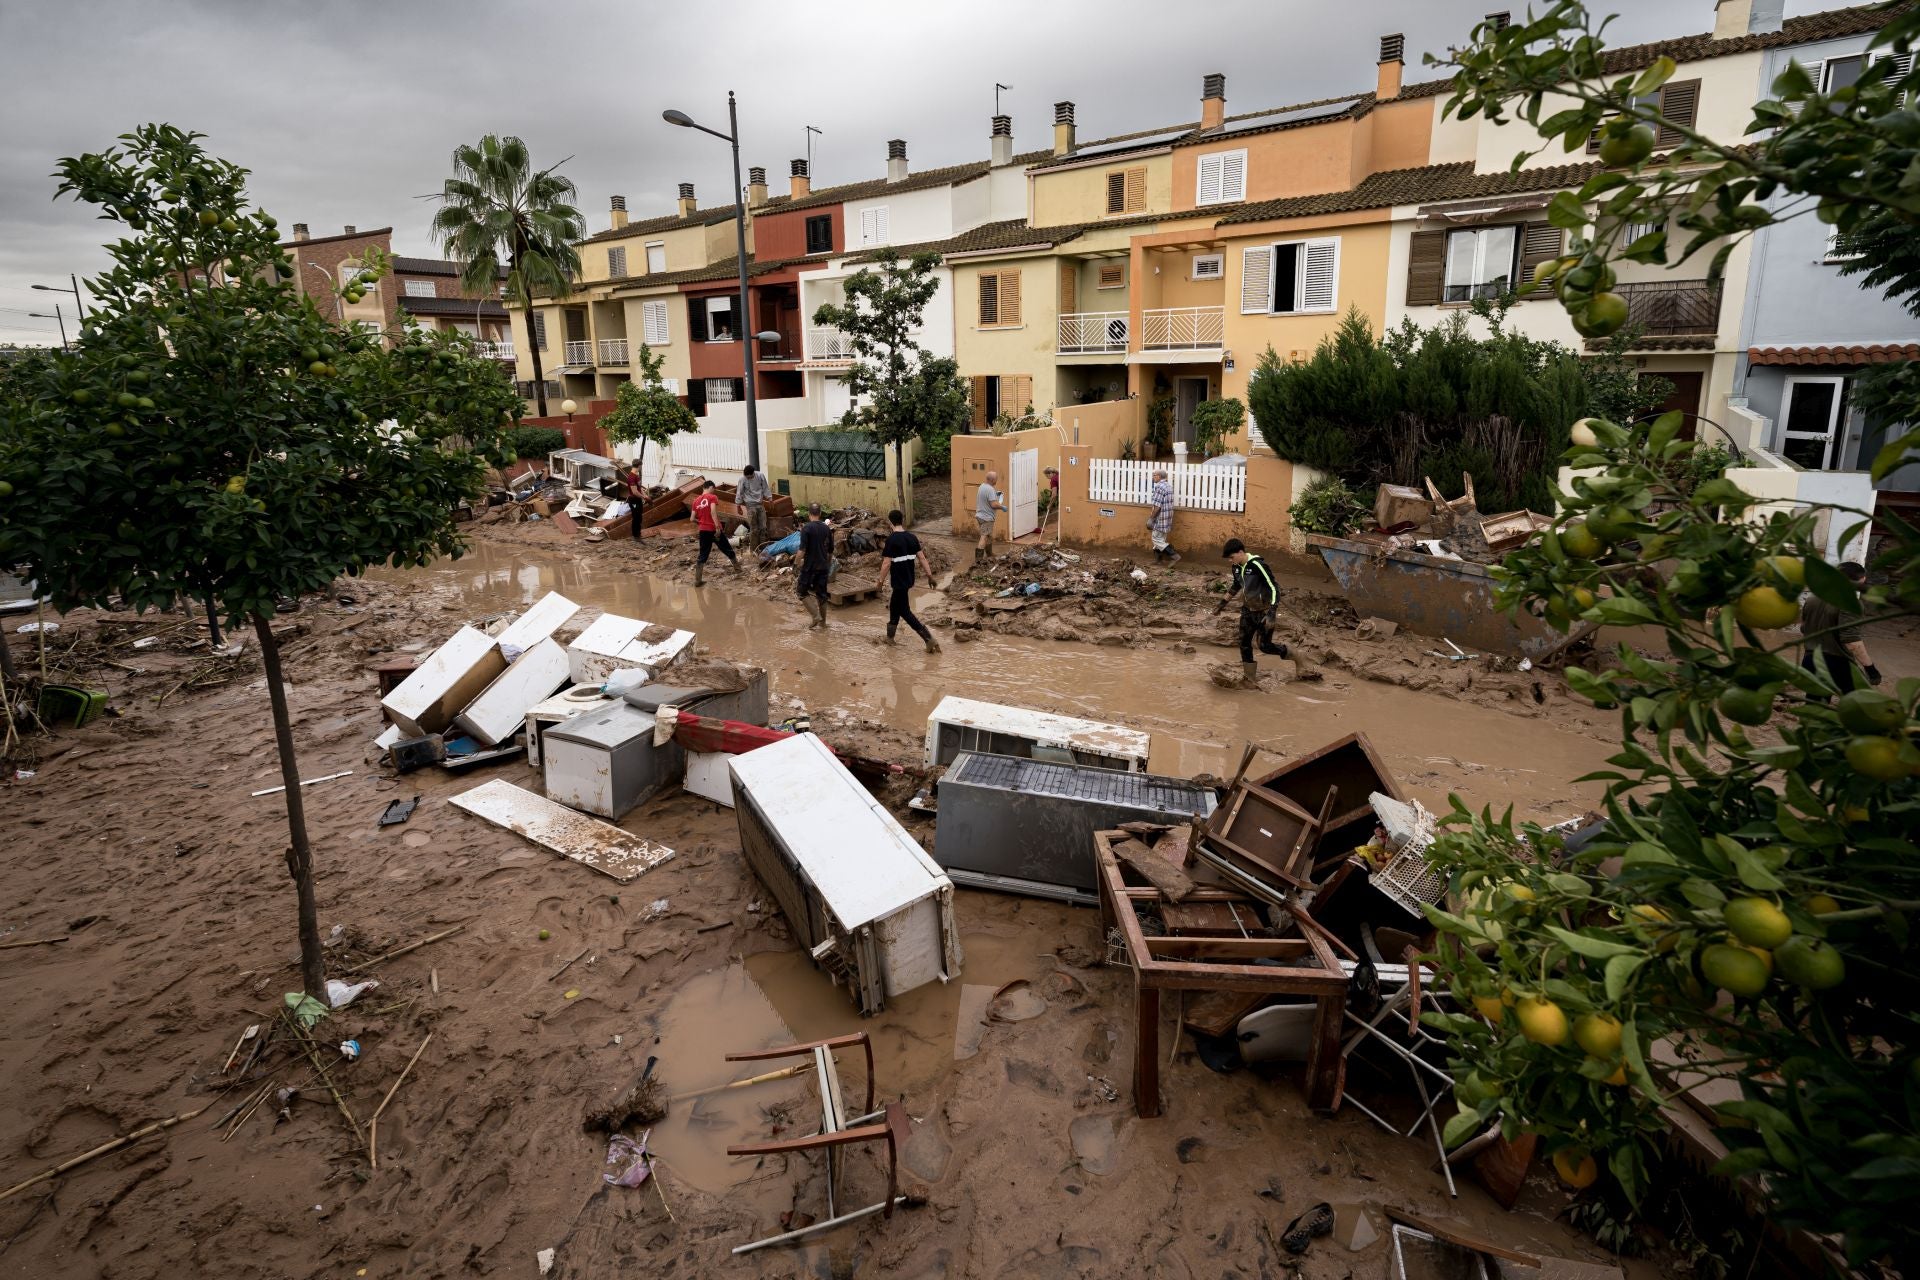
[{"x1": 724, "y1": 1031, "x2": 911, "y2": 1256}]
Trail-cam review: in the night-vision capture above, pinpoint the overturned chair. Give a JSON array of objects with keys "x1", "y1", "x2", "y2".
[{"x1": 724, "y1": 1031, "x2": 912, "y2": 1256}]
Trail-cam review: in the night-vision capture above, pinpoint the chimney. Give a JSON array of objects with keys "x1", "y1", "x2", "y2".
[
  {"x1": 292, "y1": 222, "x2": 310, "y2": 242},
  {"x1": 790, "y1": 159, "x2": 811, "y2": 200},
  {"x1": 1053, "y1": 101, "x2": 1076, "y2": 156},
  {"x1": 677, "y1": 182, "x2": 696, "y2": 218},
  {"x1": 609, "y1": 194, "x2": 629, "y2": 230},
  {"x1": 1715, "y1": 0, "x2": 1783, "y2": 38},
  {"x1": 991, "y1": 114, "x2": 1013, "y2": 167},
  {"x1": 886, "y1": 139, "x2": 908, "y2": 183},
  {"x1": 1377, "y1": 33, "x2": 1405, "y2": 101},
  {"x1": 1485, "y1": 12, "x2": 1510, "y2": 32},
  {"x1": 1201, "y1": 73, "x2": 1227, "y2": 132},
  {"x1": 747, "y1": 166, "x2": 768, "y2": 208},
  {"x1": 343, "y1": 224, "x2": 357, "y2": 235}
]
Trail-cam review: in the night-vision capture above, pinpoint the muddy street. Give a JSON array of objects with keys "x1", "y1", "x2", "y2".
[{"x1": 0, "y1": 536, "x2": 1656, "y2": 1280}]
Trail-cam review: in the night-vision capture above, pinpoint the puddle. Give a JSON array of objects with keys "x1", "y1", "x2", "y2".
[{"x1": 368, "y1": 546, "x2": 1613, "y2": 815}]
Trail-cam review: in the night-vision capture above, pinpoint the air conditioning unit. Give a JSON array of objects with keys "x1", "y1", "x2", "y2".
[
  {"x1": 730, "y1": 733, "x2": 961, "y2": 1014},
  {"x1": 925, "y1": 695, "x2": 1149, "y2": 773},
  {"x1": 933, "y1": 752, "x2": 1216, "y2": 902}
]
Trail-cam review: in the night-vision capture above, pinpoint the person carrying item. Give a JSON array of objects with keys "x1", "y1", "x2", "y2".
[
  {"x1": 1148, "y1": 470, "x2": 1178, "y2": 562},
  {"x1": 1800, "y1": 560, "x2": 1880, "y2": 691},
  {"x1": 690, "y1": 480, "x2": 739, "y2": 587},
  {"x1": 797, "y1": 502, "x2": 834, "y2": 630},
  {"x1": 736, "y1": 463, "x2": 772, "y2": 548},
  {"x1": 874, "y1": 509, "x2": 941, "y2": 653},
  {"x1": 1216, "y1": 537, "x2": 1288, "y2": 682},
  {"x1": 975, "y1": 470, "x2": 1007, "y2": 560},
  {"x1": 622, "y1": 463, "x2": 646, "y2": 540}
]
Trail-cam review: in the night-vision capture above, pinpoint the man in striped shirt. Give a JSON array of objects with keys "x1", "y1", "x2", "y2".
[
  {"x1": 1217, "y1": 538, "x2": 1288, "y2": 682},
  {"x1": 1148, "y1": 470, "x2": 1178, "y2": 562}
]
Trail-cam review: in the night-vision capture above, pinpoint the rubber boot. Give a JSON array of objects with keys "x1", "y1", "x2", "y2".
[
  {"x1": 1241, "y1": 661, "x2": 1259, "y2": 685},
  {"x1": 694, "y1": 562, "x2": 705, "y2": 588},
  {"x1": 809, "y1": 598, "x2": 827, "y2": 630},
  {"x1": 883, "y1": 628, "x2": 897, "y2": 646},
  {"x1": 924, "y1": 633, "x2": 942, "y2": 654}
]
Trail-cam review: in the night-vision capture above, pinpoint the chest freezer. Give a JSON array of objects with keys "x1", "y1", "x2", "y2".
[
  {"x1": 925, "y1": 695, "x2": 1150, "y2": 773},
  {"x1": 729, "y1": 733, "x2": 961, "y2": 1014},
  {"x1": 524, "y1": 684, "x2": 618, "y2": 768},
  {"x1": 568, "y1": 614, "x2": 696, "y2": 686},
  {"x1": 933, "y1": 752, "x2": 1216, "y2": 903},
  {"x1": 541, "y1": 703, "x2": 669, "y2": 821}
]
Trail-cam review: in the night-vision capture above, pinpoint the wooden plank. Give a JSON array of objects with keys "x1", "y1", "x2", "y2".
[
  {"x1": 1159, "y1": 902, "x2": 1248, "y2": 934},
  {"x1": 1144, "y1": 937, "x2": 1310, "y2": 960},
  {"x1": 450, "y1": 778, "x2": 674, "y2": 884},
  {"x1": 1181, "y1": 990, "x2": 1266, "y2": 1038},
  {"x1": 1113, "y1": 838, "x2": 1196, "y2": 902},
  {"x1": 1135, "y1": 981, "x2": 1160, "y2": 1119},
  {"x1": 1381, "y1": 1207, "x2": 1543, "y2": 1267}
]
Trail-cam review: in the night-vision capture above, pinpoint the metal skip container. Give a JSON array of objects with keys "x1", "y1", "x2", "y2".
[
  {"x1": 729, "y1": 733, "x2": 962, "y2": 1015},
  {"x1": 933, "y1": 752, "x2": 1217, "y2": 903}
]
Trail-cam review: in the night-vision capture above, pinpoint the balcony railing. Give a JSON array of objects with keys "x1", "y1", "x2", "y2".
[
  {"x1": 806, "y1": 327, "x2": 856, "y2": 362},
  {"x1": 1058, "y1": 311, "x2": 1129, "y2": 355},
  {"x1": 1139, "y1": 305, "x2": 1224, "y2": 351},
  {"x1": 756, "y1": 326, "x2": 802, "y2": 362},
  {"x1": 471, "y1": 340, "x2": 515, "y2": 360},
  {"x1": 598, "y1": 338, "x2": 629, "y2": 365},
  {"x1": 563, "y1": 340, "x2": 594, "y2": 365},
  {"x1": 1613, "y1": 279, "x2": 1722, "y2": 337}
]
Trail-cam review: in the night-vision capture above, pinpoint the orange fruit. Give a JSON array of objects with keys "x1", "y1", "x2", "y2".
[{"x1": 1553, "y1": 1148, "x2": 1600, "y2": 1188}]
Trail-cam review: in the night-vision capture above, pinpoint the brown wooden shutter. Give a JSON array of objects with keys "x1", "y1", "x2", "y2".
[
  {"x1": 1001, "y1": 270, "x2": 1022, "y2": 325},
  {"x1": 1515, "y1": 223, "x2": 1564, "y2": 299},
  {"x1": 978, "y1": 272, "x2": 999, "y2": 326},
  {"x1": 1106, "y1": 172, "x2": 1126, "y2": 214},
  {"x1": 1656, "y1": 79, "x2": 1700, "y2": 149},
  {"x1": 1098, "y1": 264, "x2": 1126, "y2": 290},
  {"x1": 1406, "y1": 229, "x2": 1446, "y2": 306},
  {"x1": 1059, "y1": 264, "x2": 1077, "y2": 315},
  {"x1": 1125, "y1": 167, "x2": 1147, "y2": 212},
  {"x1": 970, "y1": 376, "x2": 988, "y2": 432},
  {"x1": 1008, "y1": 375, "x2": 1033, "y2": 414}
]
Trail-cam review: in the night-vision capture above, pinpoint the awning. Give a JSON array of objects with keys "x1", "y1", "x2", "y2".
[
  {"x1": 1416, "y1": 194, "x2": 1554, "y2": 223},
  {"x1": 1126, "y1": 348, "x2": 1227, "y2": 365},
  {"x1": 1747, "y1": 343, "x2": 1920, "y2": 366}
]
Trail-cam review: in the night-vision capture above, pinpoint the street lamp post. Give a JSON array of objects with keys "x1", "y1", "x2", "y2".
[
  {"x1": 31, "y1": 276, "x2": 87, "y2": 319},
  {"x1": 28, "y1": 306, "x2": 68, "y2": 349},
  {"x1": 306, "y1": 262, "x2": 345, "y2": 320},
  {"x1": 664, "y1": 92, "x2": 779, "y2": 474}
]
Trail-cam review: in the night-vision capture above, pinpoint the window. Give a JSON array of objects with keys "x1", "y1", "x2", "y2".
[
  {"x1": 1195, "y1": 149, "x2": 1247, "y2": 205},
  {"x1": 341, "y1": 261, "x2": 372, "y2": 286},
  {"x1": 1443, "y1": 226, "x2": 1518, "y2": 302},
  {"x1": 607, "y1": 246, "x2": 627, "y2": 277},
  {"x1": 1240, "y1": 239, "x2": 1338, "y2": 315},
  {"x1": 977, "y1": 269, "x2": 1022, "y2": 327},
  {"x1": 1097, "y1": 264, "x2": 1126, "y2": 290},
  {"x1": 1824, "y1": 225, "x2": 1864, "y2": 263},
  {"x1": 1191, "y1": 253, "x2": 1224, "y2": 280},
  {"x1": 641, "y1": 299, "x2": 670, "y2": 345},
  {"x1": 706, "y1": 378, "x2": 740, "y2": 403},
  {"x1": 403, "y1": 279, "x2": 436, "y2": 299},
  {"x1": 858, "y1": 206, "x2": 890, "y2": 247},
  {"x1": 645, "y1": 242, "x2": 666, "y2": 273},
  {"x1": 1588, "y1": 79, "x2": 1699, "y2": 152},
  {"x1": 1105, "y1": 167, "x2": 1146, "y2": 214},
  {"x1": 531, "y1": 313, "x2": 548, "y2": 350},
  {"x1": 1622, "y1": 215, "x2": 1665, "y2": 246},
  {"x1": 497, "y1": 283, "x2": 508, "y2": 298},
  {"x1": 805, "y1": 215, "x2": 833, "y2": 254},
  {"x1": 1780, "y1": 376, "x2": 1850, "y2": 470},
  {"x1": 704, "y1": 296, "x2": 737, "y2": 341},
  {"x1": 969, "y1": 374, "x2": 1035, "y2": 431},
  {"x1": 1821, "y1": 54, "x2": 1865, "y2": 94},
  {"x1": 355, "y1": 321, "x2": 382, "y2": 338}
]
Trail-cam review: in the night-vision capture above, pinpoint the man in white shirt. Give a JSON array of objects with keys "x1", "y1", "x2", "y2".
[{"x1": 974, "y1": 470, "x2": 1006, "y2": 560}]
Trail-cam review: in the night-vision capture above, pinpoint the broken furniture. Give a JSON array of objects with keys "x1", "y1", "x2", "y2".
[
  {"x1": 600, "y1": 476, "x2": 704, "y2": 538},
  {"x1": 924, "y1": 695, "x2": 1150, "y2": 772},
  {"x1": 1338, "y1": 925, "x2": 1463, "y2": 1196},
  {"x1": 1094, "y1": 832, "x2": 1348, "y2": 1117},
  {"x1": 1250, "y1": 732, "x2": 1403, "y2": 866},
  {"x1": 723, "y1": 1032, "x2": 910, "y2": 1255},
  {"x1": 932, "y1": 752, "x2": 1216, "y2": 905},
  {"x1": 380, "y1": 593, "x2": 578, "y2": 737},
  {"x1": 542, "y1": 703, "x2": 673, "y2": 821},
  {"x1": 730, "y1": 733, "x2": 962, "y2": 1015},
  {"x1": 450, "y1": 778, "x2": 674, "y2": 883},
  {"x1": 547, "y1": 447, "x2": 618, "y2": 491}
]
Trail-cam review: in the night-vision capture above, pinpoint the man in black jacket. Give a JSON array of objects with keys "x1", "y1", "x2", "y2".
[
  {"x1": 1216, "y1": 538, "x2": 1288, "y2": 682},
  {"x1": 796, "y1": 504, "x2": 834, "y2": 631},
  {"x1": 873, "y1": 509, "x2": 940, "y2": 653}
]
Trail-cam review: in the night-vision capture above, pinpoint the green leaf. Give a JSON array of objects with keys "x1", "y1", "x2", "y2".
[
  {"x1": 1726, "y1": 840, "x2": 1787, "y2": 890},
  {"x1": 1869, "y1": 426, "x2": 1920, "y2": 482},
  {"x1": 1803, "y1": 556, "x2": 1862, "y2": 612},
  {"x1": 1632, "y1": 56, "x2": 1678, "y2": 97},
  {"x1": 1547, "y1": 189, "x2": 1589, "y2": 230},
  {"x1": 1680, "y1": 877, "x2": 1727, "y2": 909},
  {"x1": 1605, "y1": 953, "x2": 1649, "y2": 1000},
  {"x1": 1442, "y1": 1107, "x2": 1484, "y2": 1149},
  {"x1": 1546, "y1": 924, "x2": 1642, "y2": 960}
]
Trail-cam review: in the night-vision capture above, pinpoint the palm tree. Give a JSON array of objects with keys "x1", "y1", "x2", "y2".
[{"x1": 432, "y1": 135, "x2": 584, "y2": 417}]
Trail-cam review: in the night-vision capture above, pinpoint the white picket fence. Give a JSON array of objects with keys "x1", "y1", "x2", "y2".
[{"x1": 1088, "y1": 458, "x2": 1247, "y2": 512}]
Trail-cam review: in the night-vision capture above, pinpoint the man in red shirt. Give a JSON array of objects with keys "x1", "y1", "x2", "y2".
[
  {"x1": 689, "y1": 480, "x2": 740, "y2": 586},
  {"x1": 622, "y1": 464, "x2": 645, "y2": 540}
]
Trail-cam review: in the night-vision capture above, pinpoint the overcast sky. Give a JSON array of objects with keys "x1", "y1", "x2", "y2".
[{"x1": 0, "y1": 0, "x2": 1840, "y2": 346}]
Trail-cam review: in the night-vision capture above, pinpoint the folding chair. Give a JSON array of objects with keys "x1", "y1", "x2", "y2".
[
  {"x1": 1337, "y1": 925, "x2": 1464, "y2": 1196},
  {"x1": 724, "y1": 1031, "x2": 911, "y2": 1255}
]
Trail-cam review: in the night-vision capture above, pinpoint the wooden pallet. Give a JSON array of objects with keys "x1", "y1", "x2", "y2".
[{"x1": 826, "y1": 582, "x2": 881, "y2": 607}]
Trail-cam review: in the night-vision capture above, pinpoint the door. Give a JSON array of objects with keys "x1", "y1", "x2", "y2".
[
  {"x1": 1174, "y1": 377, "x2": 1209, "y2": 449},
  {"x1": 1007, "y1": 448, "x2": 1040, "y2": 539},
  {"x1": 1780, "y1": 376, "x2": 1848, "y2": 471},
  {"x1": 1646, "y1": 371, "x2": 1703, "y2": 440}
]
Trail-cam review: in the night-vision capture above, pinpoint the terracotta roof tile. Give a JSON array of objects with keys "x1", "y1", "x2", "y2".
[
  {"x1": 398, "y1": 294, "x2": 508, "y2": 318},
  {"x1": 769, "y1": 151, "x2": 1054, "y2": 214},
  {"x1": 842, "y1": 219, "x2": 1078, "y2": 264},
  {"x1": 583, "y1": 205, "x2": 741, "y2": 245},
  {"x1": 1748, "y1": 342, "x2": 1920, "y2": 365},
  {"x1": 1217, "y1": 158, "x2": 1609, "y2": 226}
]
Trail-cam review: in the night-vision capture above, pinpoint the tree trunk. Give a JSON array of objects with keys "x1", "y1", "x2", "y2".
[
  {"x1": 253, "y1": 613, "x2": 326, "y2": 998},
  {"x1": 895, "y1": 441, "x2": 908, "y2": 521},
  {"x1": 528, "y1": 311, "x2": 550, "y2": 419},
  {"x1": 634, "y1": 439, "x2": 647, "y2": 542}
]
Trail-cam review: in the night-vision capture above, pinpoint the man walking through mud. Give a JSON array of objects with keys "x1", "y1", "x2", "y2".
[
  {"x1": 1217, "y1": 538, "x2": 1287, "y2": 682},
  {"x1": 874, "y1": 509, "x2": 941, "y2": 653},
  {"x1": 737, "y1": 463, "x2": 772, "y2": 548},
  {"x1": 690, "y1": 480, "x2": 740, "y2": 587},
  {"x1": 797, "y1": 503, "x2": 834, "y2": 631},
  {"x1": 1148, "y1": 469, "x2": 1178, "y2": 562}
]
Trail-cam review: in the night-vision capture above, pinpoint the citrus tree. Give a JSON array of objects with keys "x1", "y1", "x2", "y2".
[
  {"x1": 0, "y1": 125, "x2": 520, "y2": 996},
  {"x1": 598, "y1": 344, "x2": 697, "y2": 538}
]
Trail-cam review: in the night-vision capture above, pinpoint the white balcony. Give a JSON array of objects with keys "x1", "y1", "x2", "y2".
[
  {"x1": 1058, "y1": 311, "x2": 1129, "y2": 355},
  {"x1": 563, "y1": 340, "x2": 594, "y2": 365},
  {"x1": 806, "y1": 327, "x2": 856, "y2": 362},
  {"x1": 471, "y1": 340, "x2": 515, "y2": 360},
  {"x1": 598, "y1": 338, "x2": 629, "y2": 365},
  {"x1": 1137, "y1": 306, "x2": 1224, "y2": 354}
]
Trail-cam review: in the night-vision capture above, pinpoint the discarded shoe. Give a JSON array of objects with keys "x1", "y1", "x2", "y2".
[{"x1": 1281, "y1": 1202, "x2": 1334, "y2": 1254}]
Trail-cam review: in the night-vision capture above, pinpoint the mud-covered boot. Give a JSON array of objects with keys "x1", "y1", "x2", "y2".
[
  {"x1": 809, "y1": 598, "x2": 827, "y2": 630},
  {"x1": 883, "y1": 628, "x2": 897, "y2": 645},
  {"x1": 923, "y1": 633, "x2": 942, "y2": 654},
  {"x1": 694, "y1": 562, "x2": 705, "y2": 588},
  {"x1": 1241, "y1": 661, "x2": 1259, "y2": 685}
]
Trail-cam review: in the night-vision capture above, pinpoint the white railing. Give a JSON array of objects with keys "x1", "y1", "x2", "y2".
[
  {"x1": 1139, "y1": 305, "x2": 1224, "y2": 351},
  {"x1": 1088, "y1": 458, "x2": 1246, "y2": 512},
  {"x1": 598, "y1": 338, "x2": 629, "y2": 365},
  {"x1": 563, "y1": 340, "x2": 593, "y2": 364},
  {"x1": 471, "y1": 340, "x2": 515, "y2": 360},
  {"x1": 1058, "y1": 311, "x2": 1129, "y2": 355},
  {"x1": 806, "y1": 327, "x2": 856, "y2": 361}
]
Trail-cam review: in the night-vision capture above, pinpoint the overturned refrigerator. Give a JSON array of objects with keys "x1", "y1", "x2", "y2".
[{"x1": 730, "y1": 733, "x2": 962, "y2": 1014}]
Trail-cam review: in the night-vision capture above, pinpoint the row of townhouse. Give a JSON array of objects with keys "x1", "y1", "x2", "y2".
[
  {"x1": 505, "y1": 0, "x2": 1917, "y2": 511},
  {"x1": 276, "y1": 224, "x2": 514, "y2": 357}
]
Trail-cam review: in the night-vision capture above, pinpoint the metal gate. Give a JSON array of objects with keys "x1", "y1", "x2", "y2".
[{"x1": 1007, "y1": 447, "x2": 1039, "y2": 539}]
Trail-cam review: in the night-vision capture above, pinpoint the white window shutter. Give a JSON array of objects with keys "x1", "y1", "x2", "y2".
[
  {"x1": 642, "y1": 299, "x2": 669, "y2": 345},
  {"x1": 1240, "y1": 246, "x2": 1273, "y2": 314},
  {"x1": 1197, "y1": 155, "x2": 1222, "y2": 205},
  {"x1": 1220, "y1": 152, "x2": 1246, "y2": 203},
  {"x1": 875, "y1": 206, "x2": 889, "y2": 244},
  {"x1": 1301, "y1": 239, "x2": 1339, "y2": 312}
]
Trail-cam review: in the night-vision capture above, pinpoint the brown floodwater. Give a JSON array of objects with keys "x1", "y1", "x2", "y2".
[{"x1": 369, "y1": 543, "x2": 1614, "y2": 821}]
